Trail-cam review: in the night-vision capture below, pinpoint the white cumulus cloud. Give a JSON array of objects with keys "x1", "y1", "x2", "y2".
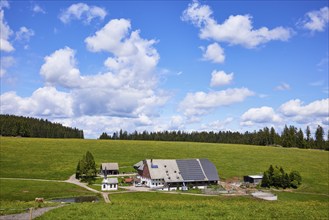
[
  {"x1": 279, "y1": 99, "x2": 329, "y2": 118},
  {"x1": 0, "y1": 10, "x2": 14, "y2": 52},
  {"x1": 201, "y1": 42, "x2": 225, "y2": 63},
  {"x1": 241, "y1": 106, "x2": 282, "y2": 126},
  {"x1": 300, "y1": 6, "x2": 329, "y2": 32},
  {"x1": 85, "y1": 18, "x2": 159, "y2": 80},
  {"x1": 240, "y1": 99, "x2": 329, "y2": 128},
  {"x1": 59, "y1": 3, "x2": 106, "y2": 24},
  {"x1": 40, "y1": 47, "x2": 82, "y2": 88},
  {"x1": 182, "y1": 0, "x2": 293, "y2": 48},
  {"x1": 179, "y1": 87, "x2": 254, "y2": 117},
  {"x1": 210, "y1": 70, "x2": 233, "y2": 87},
  {"x1": 11, "y1": 18, "x2": 168, "y2": 122},
  {"x1": 0, "y1": 87, "x2": 74, "y2": 117}
]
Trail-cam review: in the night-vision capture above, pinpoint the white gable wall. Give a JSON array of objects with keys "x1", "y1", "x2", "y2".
[{"x1": 102, "y1": 183, "x2": 118, "y2": 191}]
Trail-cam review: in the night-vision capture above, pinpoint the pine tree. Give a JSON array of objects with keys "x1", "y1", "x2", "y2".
[
  {"x1": 261, "y1": 171, "x2": 270, "y2": 187},
  {"x1": 75, "y1": 160, "x2": 81, "y2": 179},
  {"x1": 75, "y1": 152, "x2": 96, "y2": 184},
  {"x1": 297, "y1": 128, "x2": 305, "y2": 148},
  {"x1": 282, "y1": 173, "x2": 290, "y2": 189},
  {"x1": 315, "y1": 125, "x2": 324, "y2": 149},
  {"x1": 85, "y1": 151, "x2": 97, "y2": 177}
]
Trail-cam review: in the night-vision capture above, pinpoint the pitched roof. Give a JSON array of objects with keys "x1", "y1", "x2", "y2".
[
  {"x1": 133, "y1": 161, "x2": 144, "y2": 171},
  {"x1": 146, "y1": 159, "x2": 182, "y2": 182},
  {"x1": 199, "y1": 159, "x2": 219, "y2": 181},
  {"x1": 141, "y1": 158, "x2": 219, "y2": 182},
  {"x1": 101, "y1": 163, "x2": 119, "y2": 170},
  {"x1": 102, "y1": 177, "x2": 118, "y2": 184}
]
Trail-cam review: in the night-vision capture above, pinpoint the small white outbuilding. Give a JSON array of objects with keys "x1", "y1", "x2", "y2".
[{"x1": 101, "y1": 177, "x2": 118, "y2": 191}]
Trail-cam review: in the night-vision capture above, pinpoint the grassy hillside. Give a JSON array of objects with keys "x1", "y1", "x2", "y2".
[
  {"x1": 1, "y1": 137, "x2": 328, "y2": 194},
  {"x1": 1, "y1": 137, "x2": 328, "y2": 219}
]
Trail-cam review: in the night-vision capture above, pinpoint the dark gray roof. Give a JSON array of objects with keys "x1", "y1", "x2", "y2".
[
  {"x1": 176, "y1": 159, "x2": 206, "y2": 181},
  {"x1": 199, "y1": 159, "x2": 219, "y2": 181},
  {"x1": 101, "y1": 163, "x2": 119, "y2": 170}
]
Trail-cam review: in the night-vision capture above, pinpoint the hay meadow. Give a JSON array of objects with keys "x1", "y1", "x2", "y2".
[{"x1": 0, "y1": 137, "x2": 328, "y2": 219}]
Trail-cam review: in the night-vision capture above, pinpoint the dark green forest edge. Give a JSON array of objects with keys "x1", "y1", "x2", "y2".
[
  {"x1": 100, "y1": 125, "x2": 329, "y2": 150},
  {"x1": 0, "y1": 115, "x2": 84, "y2": 138}
]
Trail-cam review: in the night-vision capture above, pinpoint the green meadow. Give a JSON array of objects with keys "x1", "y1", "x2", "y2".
[
  {"x1": 0, "y1": 137, "x2": 328, "y2": 219},
  {"x1": 37, "y1": 192, "x2": 328, "y2": 220}
]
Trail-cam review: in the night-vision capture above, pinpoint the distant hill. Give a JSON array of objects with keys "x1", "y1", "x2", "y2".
[{"x1": 0, "y1": 114, "x2": 84, "y2": 139}]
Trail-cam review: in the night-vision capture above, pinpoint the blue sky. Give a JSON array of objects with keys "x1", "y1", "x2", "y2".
[{"x1": 1, "y1": 0, "x2": 328, "y2": 138}]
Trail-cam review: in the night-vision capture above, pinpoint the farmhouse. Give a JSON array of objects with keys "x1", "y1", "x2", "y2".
[
  {"x1": 244, "y1": 175, "x2": 263, "y2": 185},
  {"x1": 101, "y1": 177, "x2": 118, "y2": 191},
  {"x1": 100, "y1": 163, "x2": 119, "y2": 175},
  {"x1": 133, "y1": 159, "x2": 219, "y2": 190}
]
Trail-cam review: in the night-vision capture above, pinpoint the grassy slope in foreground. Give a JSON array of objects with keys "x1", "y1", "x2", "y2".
[
  {"x1": 0, "y1": 179, "x2": 98, "y2": 215},
  {"x1": 0, "y1": 137, "x2": 328, "y2": 194},
  {"x1": 37, "y1": 192, "x2": 328, "y2": 220}
]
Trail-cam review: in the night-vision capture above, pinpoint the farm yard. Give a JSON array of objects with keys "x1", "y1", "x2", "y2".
[{"x1": 0, "y1": 137, "x2": 328, "y2": 219}]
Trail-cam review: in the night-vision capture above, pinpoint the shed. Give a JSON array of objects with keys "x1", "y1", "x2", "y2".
[
  {"x1": 100, "y1": 163, "x2": 119, "y2": 175},
  {"x1": 244, "y1": 175, "x2": 263, "y2": 184},
  {"x1": 102, "y1": 178, "x2": 118, "y2": 191}
]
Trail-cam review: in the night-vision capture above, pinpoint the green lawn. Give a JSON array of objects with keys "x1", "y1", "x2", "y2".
[
  {"x1": 37, "y1": 192, "x2": 328, "y2": 219},
  {"x1": 0, "y1": 137, "x2": 328, "y2": 218},
  {"x1": 1, "y1": 137, "x2": 328, "y2": 194},
  {"x1": 0, "y1": 179, "x2": 98, "y2": 201},
  {"x1": 0, "y1": 179, "x2": 98, "y2": 215}
]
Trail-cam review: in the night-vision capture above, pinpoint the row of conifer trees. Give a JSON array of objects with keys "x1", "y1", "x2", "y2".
[
  {"x1": 99, "y1": 125, "x2": 328, "y2": 150},
  {"x1": 0, "y1": 114, "x2": 84, "y2": 139}
]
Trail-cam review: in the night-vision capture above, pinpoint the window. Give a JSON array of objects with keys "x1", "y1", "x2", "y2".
[{"x1": 103, "y1": 185, "x2": 106, "y2": 189}]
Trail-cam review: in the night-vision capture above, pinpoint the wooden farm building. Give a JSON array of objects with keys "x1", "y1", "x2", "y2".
[
  {"x1": 133, "y1": 159, "x2": 219, "y2": 190},
  {"x1": 100, "y1": 163, "x2": 119, "y2": 175}
]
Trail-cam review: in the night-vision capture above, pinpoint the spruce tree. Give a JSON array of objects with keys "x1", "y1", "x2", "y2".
[
  {"x1": 261, "y1": 171, "x2": 270, "y2": 187},
  {"x1": 282, "y1": 173, "x2": 290, "y2": 189},
  {"x1": 315, "y1": 125, "x2": 324, "y2": 149},
  {"x1": 75, "y1": 160, "x2": 81, "y2": 179}
]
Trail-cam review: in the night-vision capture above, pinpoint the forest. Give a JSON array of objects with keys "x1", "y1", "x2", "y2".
[
  {"x1": 0, "y1": 114, "x2": 84, "y2": 139},
  {"x1": 99, "y1": 125, "x2": 329, "y2": 150}
]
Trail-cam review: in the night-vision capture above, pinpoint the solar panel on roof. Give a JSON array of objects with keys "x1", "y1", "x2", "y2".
[
  {"x1": 199, "y1": 159, "x2": 219, "y2": 181},
  {"x1": 176, "y1": 159, "x2": 205, "y2": 181}
]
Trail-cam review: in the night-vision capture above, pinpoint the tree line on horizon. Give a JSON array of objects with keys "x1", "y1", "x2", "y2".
[
  {"x1": 99, "y1": 125, "x2": 329, "y2": 150},
  {"x1": 0, "y1": 114, "x2": 84, "y2": 139}
]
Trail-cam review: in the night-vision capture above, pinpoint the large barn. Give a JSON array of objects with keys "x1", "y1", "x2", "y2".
[{"x1": 133, "y1": 159, "x2": 219, "y2": 190}]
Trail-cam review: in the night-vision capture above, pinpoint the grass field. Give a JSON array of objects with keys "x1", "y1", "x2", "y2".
[
  {"x1": 0, "y1": 179, "x2": 98, "y2": 215},
  {"x1": 1, "y1": 137, "x2": 328, "y2": 193},
  {"x1": 0, "y1": 137, "x2": 328, "y2": 219},
  {"x1": 37, "y1": 192, "x2": 328, "y2": 219}
]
